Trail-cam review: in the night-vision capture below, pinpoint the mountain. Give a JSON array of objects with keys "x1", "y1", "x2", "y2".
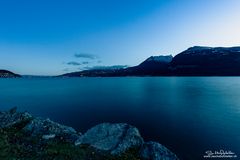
[
  {"x1": 0, "y1": 70, "x2": 21, "y2": 78},
  {"x1": 130, "y1": 55, "x2": 173, "y2": 75},
  {"x1": 61, "y1": 55, "x2": 173, "y2": 77},
  {"x1": 169, "y1": 46, "x2": 240, "y2": 75},
  {"x1": 61, "y1": 46, "x2": 240, "y2": 77}
]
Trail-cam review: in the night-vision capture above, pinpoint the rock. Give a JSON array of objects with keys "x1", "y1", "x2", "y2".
[
  {"x1": 75, "y1": 123, "x2": 144, "y2": 155},
  {"x1": 42, "y1": 134, "x2": 56, "y2": 140},
  {"x1": 0, "y1": 108, "x2": 32, "y2": 129},
  {"x1": 0, "y1": 108, "x2": 81, "y2": 143},
  {"x1": 23, "y1": 117, "x2": 81, "y2": 143},
  {"x1": 140, "y1": 141, "x2": 179, "y2": 160},
  {"x1": 0, "y1": 108, "x2": 179, "y2": 159}
]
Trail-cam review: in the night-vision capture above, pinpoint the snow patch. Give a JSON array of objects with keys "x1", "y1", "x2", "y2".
[{"x1": 146, "y1": 55, "x2": 173, "y2": 63}]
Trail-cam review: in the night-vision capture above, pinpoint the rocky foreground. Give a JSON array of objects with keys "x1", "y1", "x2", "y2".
[{"x1": 0, "y1": 108, "x2": 179, "y2": 160}]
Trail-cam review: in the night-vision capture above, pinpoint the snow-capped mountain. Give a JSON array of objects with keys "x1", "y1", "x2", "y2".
[
  {"x1": 145, "y1": 55, "x2": 173, "y2": 63},
  {"x1": 62, "y1": 46, "x2": 240, "y2": 77}
]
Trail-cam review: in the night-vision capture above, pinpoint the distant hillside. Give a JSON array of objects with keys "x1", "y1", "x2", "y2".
[
  {"x1": 61, "y1": 55, "x2": 174, "y2": 77},
  {"x1": 169, "y1": 46, "x2": 240, "y2": 75},
  {"x1": 0, "y1": 70, "x2": 21, "y2": 78},
  {"x1": 61, "y1": 46, "x2": 240, "y2": 77}
]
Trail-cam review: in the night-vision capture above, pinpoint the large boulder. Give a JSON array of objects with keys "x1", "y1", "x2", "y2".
[
  {"x1": 140, "y1": 141, "x2": 179, "y2": 160},
  {"x1": 23, "y1": 117, "x2": 81, "y2": 143},
  {"x1": 0, "y1": 108, "x2": 80, "y2": 143},
  {"x1": 0, "y1": 107, "x2": 32, "y2": 129},
  {"x1": 75, "y1": 123, "x2": 144, "y2": 155}
]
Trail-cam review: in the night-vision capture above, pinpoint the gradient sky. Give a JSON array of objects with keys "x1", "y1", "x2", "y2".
[{"x1": 0, "y1": 0, "x2": 240, "y2": 75}]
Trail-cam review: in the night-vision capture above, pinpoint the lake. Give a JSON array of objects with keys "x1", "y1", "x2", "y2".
[{"x1": 0, "y1": 77, "x2": 239, "y2": 159}]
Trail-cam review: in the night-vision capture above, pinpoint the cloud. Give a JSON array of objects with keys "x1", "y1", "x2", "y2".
[
  {"x1": 74, "y1": 53, "x2": 98, "y2": 59},
  {"x1": 67, "y1": 61, "x2": 81, "y2": 66},
  {"x1": 84, "y1": 65, "x2": 128, "y2": 70},
  {"x1": 65, "y1": 60, "x2": 92, "y2": 66},
  {"x1": 82, "y1": 61, "x2": 89, "y2": 64}
]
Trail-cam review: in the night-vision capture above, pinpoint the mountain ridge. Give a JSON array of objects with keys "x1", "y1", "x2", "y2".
[
  {"x1": 2, "y1": 46, "x2": 240, "y2": 77},
  {"x1": 0, "y1": 70, "x2": 21, "y2": 78},
  {"x1": 62, "y1": 46, "x2": 240, "y2": 77}
]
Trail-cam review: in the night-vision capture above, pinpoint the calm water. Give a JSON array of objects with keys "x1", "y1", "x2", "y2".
[{"x1": 0, "y1": 77, "x2": 240, "y2": 159}]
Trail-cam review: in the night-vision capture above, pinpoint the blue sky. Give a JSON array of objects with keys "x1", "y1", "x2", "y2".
[{"x1": 0, "y1": 0, "x2": 240, "y2": 75}]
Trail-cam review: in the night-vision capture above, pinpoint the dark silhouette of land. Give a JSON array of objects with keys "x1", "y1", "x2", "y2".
[{"x1": 62, "y1": 46, "x2": 240, "y2": 77}]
